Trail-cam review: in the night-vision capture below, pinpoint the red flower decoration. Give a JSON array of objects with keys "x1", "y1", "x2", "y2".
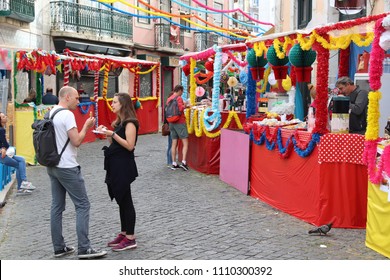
[
  {"x1": 182, "y1": 64, "x2": 190, "y2": 76},
  {"x1": 205, "y1": 61, "x2": 214, "y2": 71}
]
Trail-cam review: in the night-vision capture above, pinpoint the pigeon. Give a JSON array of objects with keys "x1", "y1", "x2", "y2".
[
  {"x1": 308, "y1": 222, "x2": 333, "y2": 235},
  {"x1": 0, "y1": 201, "x2": 6, "y2": 209}
]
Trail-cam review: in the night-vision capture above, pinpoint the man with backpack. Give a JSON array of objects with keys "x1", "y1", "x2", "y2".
[
  {"x1": 165, "y1": 85, "x2": 189, "y2": 171},
  {"x1": 47, "y1": 86, "x2": 107, "y2": 259}
]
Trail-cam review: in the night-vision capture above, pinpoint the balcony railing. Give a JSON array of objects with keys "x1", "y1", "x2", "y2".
[
  {"x1": 0, "y1": 0, "x2": 35, "y2": 23},
  {"x1": 155, "y1": 23, "x2": 184, "y2": 50},
  {"x1": 50, "y1": 1, "x2": 133, "y2": 41},
  {"x1": 194, "y1": 32, "x2": 218, "y2": 52}
]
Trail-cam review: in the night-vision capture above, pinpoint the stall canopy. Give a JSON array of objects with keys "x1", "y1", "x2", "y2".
[{"x1": 65, "y1": 50, "x2": 158, "y2": 67}]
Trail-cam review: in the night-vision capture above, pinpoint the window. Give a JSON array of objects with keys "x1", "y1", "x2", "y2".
[
  {"x1": 214, "y1": 2, "x2": 223, "y2": 27},
  {"x1": 180, "y1": 16, "x2": 191, "y2": 33},
  {"x1": 138, "y1": 0, "x2": 150, "y2": 24},
  {"x1": 197, "y1": 0, "x2": 207, "y2": 27},
  {"x1": 180, "y1": 0, "x2": 190, "y2": 14},
  {"x1": 297, "y1": 0, "x2": 312, "y2": 29},
  {"x1": 159, "y1": 0, "x2": 171, "y2": 24},
  {"x1": 139, "y1": 72, "x2": 153, "y2": 98},
  {"x1": 180, "y1": 0, "x2": 191, "y2": 33}
]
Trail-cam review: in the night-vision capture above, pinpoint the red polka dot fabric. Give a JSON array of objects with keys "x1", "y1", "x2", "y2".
[{"x1": 318, "y1": 133, "x2": 365, "y2": 165}]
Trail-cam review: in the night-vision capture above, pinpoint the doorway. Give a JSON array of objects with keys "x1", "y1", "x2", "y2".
[{"x1": 162, "y1": 66, "x2": 174, "y2": 119}]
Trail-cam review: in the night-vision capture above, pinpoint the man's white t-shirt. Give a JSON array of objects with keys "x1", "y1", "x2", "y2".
[{"x1": 50, "y1": 106, "x2": 79, "y2": 168}]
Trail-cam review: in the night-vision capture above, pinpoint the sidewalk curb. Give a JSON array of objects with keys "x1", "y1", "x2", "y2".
[{"x1": 0, "y1": 175, "x2": 16, "y2": 205}]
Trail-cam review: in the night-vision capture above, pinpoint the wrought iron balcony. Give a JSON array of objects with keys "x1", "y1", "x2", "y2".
[
  {"x1": 155, "y1": 23, "x2": 184, "y2": 51},
  {"x1": 50, "y1": 1, "x2": 133, "y2": 42},
  {"x1": 0, "y1": 0, "x2": 35, "y2": 23},
  {"x1": 194, "y1": 32, "x2": 218, "y2": 52}
]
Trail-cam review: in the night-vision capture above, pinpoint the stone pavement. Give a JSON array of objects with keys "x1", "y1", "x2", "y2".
[{"x1": 0, "y1": 133, "x2": 386, "y2": 260}]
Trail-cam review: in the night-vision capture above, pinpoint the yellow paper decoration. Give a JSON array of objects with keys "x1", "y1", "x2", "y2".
[{"x1": 282, "y1": 75, "x2": 292, "y2": 91}]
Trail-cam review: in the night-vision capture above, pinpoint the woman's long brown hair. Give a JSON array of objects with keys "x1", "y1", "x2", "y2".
[{"x1": 111, "y1": 93, "x2": 139, "y2": 128}]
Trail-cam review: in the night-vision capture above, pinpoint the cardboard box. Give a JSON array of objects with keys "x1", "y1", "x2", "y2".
[{"x1": 331, "y1": 113, "x2": 349, "y2": 133}]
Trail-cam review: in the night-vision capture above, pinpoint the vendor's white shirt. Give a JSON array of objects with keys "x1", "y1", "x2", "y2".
[{"x1": 50, "y1": 106, "x2": 79, "y2": 168}]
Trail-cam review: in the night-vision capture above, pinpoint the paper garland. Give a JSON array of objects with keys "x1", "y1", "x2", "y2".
[
  {"x1": 97, "y1": 0, "x2": 253, "y2": 40},
  {"x1": 192, "y1": 0, "x2": 274, "y2": 27}
]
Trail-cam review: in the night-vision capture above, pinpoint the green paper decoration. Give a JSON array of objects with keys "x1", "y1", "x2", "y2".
[
  {"x1": 267, "y1": 45, "x2": 289, "y2": 66},
  {"x1": 246, "y1": 49, "x2": 268, "y2": 68},
  {"x1": 288, "y1": 44, "x2": 317, "y2": 67}
]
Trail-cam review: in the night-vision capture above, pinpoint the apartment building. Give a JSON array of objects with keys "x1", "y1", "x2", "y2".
[
  {"x1": 0, "y1": 0, "x2": 266, "y2": 109},
  {"x1": 3, "y1": 1, "x2": 386, "y2": 114}
]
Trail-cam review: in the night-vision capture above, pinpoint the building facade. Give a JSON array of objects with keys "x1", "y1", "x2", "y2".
[
  {"x1": 2, "y1": 1, "x2": 388, "y2": 121},
  {"x1": 1, "y1": 0, "x2": 247, "y2": 109}
]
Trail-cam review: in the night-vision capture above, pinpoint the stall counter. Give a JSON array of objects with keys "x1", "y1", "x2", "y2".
[
  {"x1": 184, "y1": 111, "x2": 246, "y2": 174},
  {"x1": 250, "y1": 130, "x2": 368, "y2": 228}
]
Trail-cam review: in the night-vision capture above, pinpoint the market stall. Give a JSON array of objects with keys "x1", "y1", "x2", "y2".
[
  {"x1": 243, "y1": 13, "x2": 389, "y2": 228},
  {"x1": 64, "y1": 50, "x2": 160, "y2": 135},
  {"x1": 13, "y1": 49, "x2": 159, "y2": 164},
  {"x1": 249, "y1": 128, "x2": 367, "y2": 228},
  {"x1": 179, "y1": 44, "x2": 248, "y2": 174},
  {"x1": 183, "y1": 111, "x2": 246, "y2": 174}
]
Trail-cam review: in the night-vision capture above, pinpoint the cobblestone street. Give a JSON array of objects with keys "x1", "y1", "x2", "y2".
[{"x1": 0, "y1": 133, "x2": 386, "y2": 260}]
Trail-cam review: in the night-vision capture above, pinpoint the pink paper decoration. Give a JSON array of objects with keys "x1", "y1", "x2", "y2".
[{"x1": 195, "y1": 86, "x2": 205, "y2": 97}]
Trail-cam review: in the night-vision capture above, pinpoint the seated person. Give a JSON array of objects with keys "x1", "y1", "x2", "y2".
[
  {"x1": 0, "y1": 112, "x2": 36, "y2": 195},
  {"x1": 23, "y1": 89, "x2": 37, "y2": 104},
  {"x1": 42, "y1": 87, "x2": 59, "y2": 105},
  {"x1": 235, "y1": 89, "x2": 246, "y2": 107}
]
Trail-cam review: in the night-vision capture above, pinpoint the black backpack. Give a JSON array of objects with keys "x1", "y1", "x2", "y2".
[
  {"x1": 165, "y1": 96, "x2": 181, "y2": 123},
  {"x1": 31, "y1": 108, "x2": 70, "y2": 167}
]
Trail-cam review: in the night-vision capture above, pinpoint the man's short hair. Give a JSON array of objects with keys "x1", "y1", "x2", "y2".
[
  {"x1": 336, "y1": 76, "x2": 354, "y2": 86},
  {"x1": 173, "y1": 85, "x2": 184, "y2": 93}
]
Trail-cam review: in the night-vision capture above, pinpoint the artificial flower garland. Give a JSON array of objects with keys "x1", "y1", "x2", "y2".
[
  {"x1": 203, "y1": 108, "x2": 222, "y2": 131},
  {"x1": 202, "y1": 111, "x2": 243, "y2": 138},
  {"x1": 273, "y1": 37, "x2": 293, "y2": 59},
  {"x1": 257, "y1": 67, "x2": 271, "y2": 94},
  {"x1": 181, "y1": 61, "x2": 189, "y2": 100},
  {"x1": 155, "y1": 64, "x2": 160, "y2": 107},
  {"x1": 312, "y1": 43, "x2": 330, "y2": 135},
  {"x1": 297, "y1": 31, "x2": 374, "y2": 51},
  {"x1": 77, "y1": 101, "x2": 94, "y2": 114},
  {"x1": 363, "y1": 17, "x2": 390, "y2": 184},
  {"x1": 189, "y1": 58, "x2": 197, "y2": 106},
  {"x1": 338, "y1": 48, "x2": 350, "y2": 78},
  {"x1": 185, "y1": 108, "x2": 243, "y2": 138},
  {"x1": 212, "y1": 46, "x2": 222, "y2": 111},
  {"x1": 253, "y1": 41, "x2": 268, "y2": 57},
  {"x1": 249, "y1": 124, "x2": 320, "y2": 158},
  {"x1": 246, "y1": 64, "x2": 257, "y2": 118},
  {"x1": 225, "y1": 51, "x2": 248, "y2": 67}
]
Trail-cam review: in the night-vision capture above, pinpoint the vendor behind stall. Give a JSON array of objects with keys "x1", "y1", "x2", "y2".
[{"x1": 335, "y1": 76, "x2": 368, "y2": 134}]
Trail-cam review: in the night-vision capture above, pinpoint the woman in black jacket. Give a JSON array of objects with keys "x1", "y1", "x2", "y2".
[{"x1": 97, "y1": 93, "x2": 139, "y2": 252}]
